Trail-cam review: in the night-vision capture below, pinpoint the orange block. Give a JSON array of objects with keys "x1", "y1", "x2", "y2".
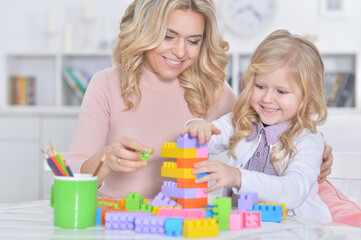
[
  {"x1": 177, "y1": 197, "x2": 208, "y2": 209},
  {"x1": 177, "y1": 178, "x2": 207, "y2": 188},
  {"x1": 177, "y1": 158, "x2": 207, "y2": 168}
]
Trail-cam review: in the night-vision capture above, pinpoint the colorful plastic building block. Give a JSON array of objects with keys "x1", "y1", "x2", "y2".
[
  {"x1": 151, "y1": 192, "x2": 182, "y2": 208},
  {"x1": 104, "y1": 212, "x2": 151, "y2": 230},
  {"x1": 244, "y1": 211, "x2": 261, "y2": 228},
  {"x1": 177, "y1": 178, "x2": 207, "y2": 188},
  {"x1": 177, "y1": 133, "x2": 208, "y2": 148},
  {"x1": 161, "y1": 144, "x2": 208, "y2": 159},
  {"x1": 161, "y1": 181, "x2": 196, "y2": 199},
  {"x1": 177, "y1": 197, "x2": 208, "y2": 209},
  {"x1": 182, "y1": 219, "x2": 219, "y2": 238},
  {"x1": 125, "y1": 193, "x2": 144, "y2": 212},
  {"x1": 196, "y1": 173, "x2": 208, "y2": 178},
  {"x1": 136, "y1": 148, "x2": 152, "y2": 162},
  {"x1": 259, "y1": 203, "x2": 287, "y2": 220},
  {"x1": 253, "y1": 204, "x2": 283, "y2": 222},
  {"x1": 157, "y1": 208, "x2": 206, "y2": 219},
  {"x1": 140, "y1": 203, "x2": 153, "y2": 213},
  {"x1": 161, "y1": 162, "x2": 195, "y2": 179},
  {"x1": 134, "y1": 216, "x2": 166, "y2": 234},
  {"x1": 229, "y1": 210, "x2": 244, "y2": 231},
  {"x1": 237, "y1": 192, "x2": 258, "y2": 210},
  {"x1": 165, "y1": 218, "x2": 183, "y2": 237},
  {"x1": 213, "y1": 197, "x2": 232, "y2": 230},
  {"x1": 177, "y1": 158, "x2": 207, "y2": 169}
]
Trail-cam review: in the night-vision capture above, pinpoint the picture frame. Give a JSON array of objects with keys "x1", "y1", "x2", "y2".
[{"x1": 320, "y1": 0, "x2": 346, "y2": 17}]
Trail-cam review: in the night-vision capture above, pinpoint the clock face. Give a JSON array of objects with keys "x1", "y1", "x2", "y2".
[{"x1": 222, "y1": 0, "x2": 275, "y2": 35}]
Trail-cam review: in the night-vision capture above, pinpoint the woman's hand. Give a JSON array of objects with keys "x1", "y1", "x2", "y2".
[
  {"x1": 181, "y1": 120, "x2": 221, "y2": 144},
  {"x1": 106, "y1": 136, "x2": 153, "y2": 172},
  {"x1": 192, "y1": 160, "x2": 241, "y2": 193},
  {"x1": 318, "y1": 142, "x2": 333, "y2": 183}
]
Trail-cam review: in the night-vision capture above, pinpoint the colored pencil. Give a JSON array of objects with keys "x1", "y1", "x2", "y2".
[{"x1": 93, "y1": 145, "x2": 115, "y2": 177}]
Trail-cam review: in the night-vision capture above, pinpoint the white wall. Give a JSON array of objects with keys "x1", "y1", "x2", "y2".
[{"x1": 0, "y1": 1, "x2": 360, "y2": 165}]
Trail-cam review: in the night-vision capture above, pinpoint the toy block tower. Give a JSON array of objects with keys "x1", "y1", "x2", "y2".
[{"x1": 161, "y1": 133, "x2": 208, "y2": 208}]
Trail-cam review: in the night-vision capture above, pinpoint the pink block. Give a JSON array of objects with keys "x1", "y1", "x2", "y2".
[
  {"x1": 229, "y1": 210, "x2": 244, "y2": 231},
  {"x1": 157, "y1": 208, "x2": 206, "y2": 219},
  {"x1": 196, "y1": 148, "x2": 208, "y2": 158},
  {"x1": 196, "y1": 188, "x2": 208, "y2": 198},
  {"x1": 244, "y1": 211, "x2": 261, "y2": 228}
]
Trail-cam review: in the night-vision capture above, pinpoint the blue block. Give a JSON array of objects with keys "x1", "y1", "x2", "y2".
[
  {"x1": 95, "y1": 207, "x2": 106, "y2": 225},
  {"x1": 196, "y1": 173, "x2": 208, "y2": 178},
  {"x1": 165, "y1": 217, "x2": 183, "y2": 237},
  {"x1": 205, "y1": 209, "x2": 214, "y2": 218},
  {"x1": 253, "y1": 204, "x2": 283, "y2": 222}
]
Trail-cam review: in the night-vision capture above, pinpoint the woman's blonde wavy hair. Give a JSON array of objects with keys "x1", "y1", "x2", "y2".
[
  {"x1": 230, "y1": 29, "x2": 327, "y2": 170},
  {"x1": 112, "y1": 0, "x2": 229, "y2": 118}
]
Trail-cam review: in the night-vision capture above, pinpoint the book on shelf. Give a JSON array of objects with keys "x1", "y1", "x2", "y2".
[
  {"x1": 324, "y1": 72, "x2": 355, "y2": 107},
  {"x1": 7, "y1": 76, "x2": 36, "y2": 105},
  {"x1": 62, "y1": 66, "x2": 91, "y2": 100}
]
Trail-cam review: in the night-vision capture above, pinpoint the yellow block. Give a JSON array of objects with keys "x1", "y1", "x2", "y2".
[
  {"x1": 161, "y1": 162, "x2": 195, "y2": 179},
  {"x1": 161, "y1": 143, "x2": 197, "y2": 158},
  {"x1": 182, "y1": 219, "x2": 219, "y2": 238}
]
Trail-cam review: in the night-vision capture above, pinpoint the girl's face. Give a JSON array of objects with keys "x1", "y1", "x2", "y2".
[
  {"x1": 144, "y1": 9, "x2": 205, "y2": 80},
  {"x1": 250, "y1": 66, "x2": 303, "y2": 126}
]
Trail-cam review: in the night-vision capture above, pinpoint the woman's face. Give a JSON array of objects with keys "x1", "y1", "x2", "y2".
[{"x1": 144, "y1": 9, "x2": 205, "y2": 80}]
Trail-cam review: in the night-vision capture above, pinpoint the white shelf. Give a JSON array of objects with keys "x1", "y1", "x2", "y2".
[{"x1": 2, "y1": 51, "x2": 113, "y2": 114}]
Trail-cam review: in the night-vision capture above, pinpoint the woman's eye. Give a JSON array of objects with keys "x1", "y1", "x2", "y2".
[{"x1": 165, "y1": 35, "x2": 174, "y2": 40}]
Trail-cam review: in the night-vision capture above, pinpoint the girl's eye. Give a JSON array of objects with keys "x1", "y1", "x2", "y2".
[
  {"x1": 278, "y1": 90, "x2": 288, "y2": 94},
  {"x1": 255, "y1": 83, "x2": 265, "y2": 89},
  {"x1": 188, "y1": 39, "x2": 200, "y2": 45}
]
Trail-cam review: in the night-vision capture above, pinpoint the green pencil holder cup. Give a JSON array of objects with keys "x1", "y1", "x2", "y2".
[{"x1": 50, "y1": 174, "x2": 98, "y2": 228}]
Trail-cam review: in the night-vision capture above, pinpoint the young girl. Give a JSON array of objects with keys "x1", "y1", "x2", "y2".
[{"x1": 182, "y1": 29, "x2": 332, "y2": 222}]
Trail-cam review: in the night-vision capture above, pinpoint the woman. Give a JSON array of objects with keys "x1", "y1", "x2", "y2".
[{"x1": 67, "y1": 0, "x2": 332, "y2": 200}]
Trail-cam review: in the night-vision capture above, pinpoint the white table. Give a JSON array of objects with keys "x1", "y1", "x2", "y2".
[{"x1": 0, "y1": 200, "x2": 360, "y2": 239}]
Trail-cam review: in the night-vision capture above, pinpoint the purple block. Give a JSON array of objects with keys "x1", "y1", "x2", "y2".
[
  {"x1": 161, "y1": 181, "x2": 196, "y2": 199},
  {"x1": 105, "y1": 212, "x2": 151, "y2": 230},
  {"x1": 177, "y1": 133, "x2": 208, "y2": 148},
  {"x1": 134, "y1": 216, "x2": 166, "y2": 234},
  {"x1": 236, "y1": 193, "x2": 258, "y2": 210},
  {"x1": 151, "y1": 192, "x2": 182, "y2": 208}
]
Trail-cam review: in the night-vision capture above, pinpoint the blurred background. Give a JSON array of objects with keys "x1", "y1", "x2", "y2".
[{"x1": 0, "y1": 0, "x2": 360, "y2": 203}]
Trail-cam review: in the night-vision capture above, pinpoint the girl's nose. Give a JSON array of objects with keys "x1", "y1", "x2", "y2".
[{"x1": 262, "y1": 89, "x2": 274, "y2": 103}]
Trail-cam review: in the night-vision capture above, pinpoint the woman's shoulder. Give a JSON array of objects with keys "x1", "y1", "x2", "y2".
[{"x1": 91, "y1": 66, "x2": 122, "y2": 84}]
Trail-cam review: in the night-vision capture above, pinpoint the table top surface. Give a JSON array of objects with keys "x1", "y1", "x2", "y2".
[{"x1": 0, "y1": 200, "x2": 360, "y2": 240}]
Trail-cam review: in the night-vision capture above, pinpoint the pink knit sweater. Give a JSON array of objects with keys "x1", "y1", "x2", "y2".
[{"x1": 67, "y1": 66, "x2": 236, "y2": 199}]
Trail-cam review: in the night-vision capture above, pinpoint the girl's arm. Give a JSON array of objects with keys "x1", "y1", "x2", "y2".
[
  {"x1": 181, "y1": 112, "x2": 236, "y2": 155},
  {"x1": 234, "y1": 131, "x2": 324, "y2": 209}
]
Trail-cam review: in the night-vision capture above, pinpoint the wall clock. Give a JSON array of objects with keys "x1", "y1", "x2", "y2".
[{"x1": 221, "y1": 0, "x2": 276, "y2": 36}]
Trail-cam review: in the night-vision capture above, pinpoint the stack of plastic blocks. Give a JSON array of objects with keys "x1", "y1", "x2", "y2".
[{"x1": 161, "y1": 133, "x2": 208, "y2": 208}]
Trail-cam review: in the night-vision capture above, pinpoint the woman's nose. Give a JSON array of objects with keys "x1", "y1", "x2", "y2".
[{"x1": 171, "y1": 40, "x2": 186, "y2": 58}]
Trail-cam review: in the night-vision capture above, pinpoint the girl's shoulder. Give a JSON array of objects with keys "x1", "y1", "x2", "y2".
[{"x1": 294, "y1": 128, "x2": 324, "y2": 150}]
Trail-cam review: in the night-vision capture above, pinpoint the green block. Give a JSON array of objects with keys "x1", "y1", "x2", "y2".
[
  {"x1": 140, "y1": 203, "x2": 153, "y2": 213},
  {"x1": 125, "y1": 193, "x2": 143, "y2": 212},
  {"x1": 213, "y1": 197, "x2": 231, "y2": 230},
  {"x1": 136, "y1": 148, "x2": 152, "y2": 162}
]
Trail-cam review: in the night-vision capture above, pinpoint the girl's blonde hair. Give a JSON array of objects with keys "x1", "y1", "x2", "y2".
[
  {"x1": 230, "y1": 29, "x2": 327, "y2": 170},
  {"x1": 113, "y1": 0, "x2": 229, "y2": 118}
]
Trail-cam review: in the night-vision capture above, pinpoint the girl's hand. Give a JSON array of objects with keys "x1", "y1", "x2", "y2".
[
  {"x1": 192, "y1": 160, "x2": 241, "y2": 193},
  {"x1": 106, "y1": 136, "x2": 154, "y2": 172},
  {"x1": 318, "y1": 142, "x2": 333, "y2": 183},
  {"x1": 181, "y1": 120, "x2": 221, "y2": 144}
]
